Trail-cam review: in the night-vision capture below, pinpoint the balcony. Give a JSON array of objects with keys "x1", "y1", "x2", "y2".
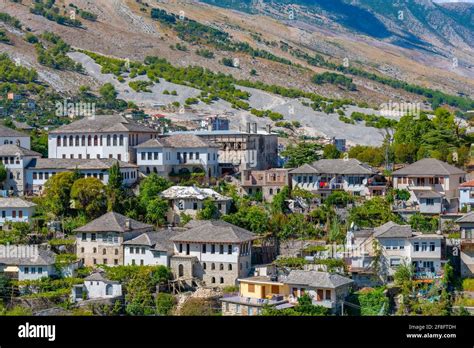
[
  {"x1": 413, "y1": 268, "x2": 443, "y2": 280},
  {"x1": 221, "y1": 294, "x2": 287, "y2": 307}
]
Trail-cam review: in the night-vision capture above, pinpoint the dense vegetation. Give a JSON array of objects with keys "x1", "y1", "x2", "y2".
[
  {"x1": 30, "y1": 0, "x2": 82, "y2": 27},
  {"x1": 35, "y1": 32, "x2": 84, "y2": 72},
  {"x1": 312, "y1": 72, "x2": 356, "y2": 91}
]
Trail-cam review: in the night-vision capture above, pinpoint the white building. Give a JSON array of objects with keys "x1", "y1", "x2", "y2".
[
  {"x1": 161, "y1": 185, "x2": 231, "y2": 224},
  {"x1": 135, "y1": 134, "x2": 219, "y2": 178},
  {"x1": 0, "y1": 197, "x2": 36, "y2": 227},
  {"x1": 459, "y1": 179, "x2": 474, "y2": 212},
  {"x1": 289, "y1": 159, "x2": 386, "y2": 199},
  {"x1": 0, "y1": 247, "x2": 76, "y2": 281},
  {"x1": 71, "y1": 272, "x2": 122, "y2": 302},
  {"x1": 48, "y1": 115, "x2": 158, "y2": 163},
  {"x1": 169, "y1": 220, "x2": 257, "y2": 287},
  {"x1": 0, "y1": 144, "x2": 42, "y2": 196},
  {"x1": 25, "y1": 158, "x2": 138, "y2": 195},
  {"x1": 123, "y1": 228, "x2": 184, "y2": 267},
  {"x1": 0, "y1": 125, "x2": 31, "y2": 149},
  {"x1": 392, "y1": 158, "x2": 466, "y2": 214}
]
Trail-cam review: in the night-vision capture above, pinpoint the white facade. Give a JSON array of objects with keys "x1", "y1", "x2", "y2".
[
  {"x1": 291, "y1": 173, "x2": 373, "y2": 196},
  {"x1": 84, "y1": 279, "x2": 122, "y2": 299},
  {"x1": 460, "y1": 183, "x2": 474, "y2": 211},
  {"x1": 124, "y1": 245, "x2": 169, "y2": 267},
  {"x1": 0, "y1": 200, "x2": 36, "y2": 227},
  {"x1": 137, "y1": 145, "x2": 219, "y2": 178},
  {"x1": 0, "y1": 135, "x2": 30, "y2": 149},
  {"x1": 16, "y1": 264, "x2": 55, "y2": 281}
]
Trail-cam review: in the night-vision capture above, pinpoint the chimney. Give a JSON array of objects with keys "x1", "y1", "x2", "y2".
[
  {"x1": 125, "y1": 218, "x2": 131, "y2": 230},
  {"x1": 252, "y1": 122, "x2": 257, "y2": 134},
  {"x1": 266, "y1": 124, "x2": 271, "y2": 134},
  {"x1": 246, "y1": 122, "x2": 251, "y2": 134}
]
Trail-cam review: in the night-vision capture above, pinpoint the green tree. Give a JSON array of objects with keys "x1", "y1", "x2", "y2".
[
  {"x1": 138, "y1": 174, "x2": 172, "y2": 210},
  {"x1": 145, "y1": 198, "x2": 169, "y2": 226},
  {"x1": 99, "y1": 83, "x2": 118, "y2": 105},
  {"x1": 323, "y1": 144, "x2": 341, "y2": 159},
  {"x1": 155, "y1": 293, "x2": 176, "y2": 315},
  {"x1": 349, "y1": 197, "x2": 400, "y2": 228},
  {"x1": 107, "y1": 162, "x2": 124, "y2": 213},
  {"x1": 270, "y1": 186, "x2": 290, "y2": 214},
  {"x1": 0, "y1": 162, "x2": 6, "y2": 183},
  {"x1": 43, "y1": 171, "x2": 76, "y2": 218},
  {"x1": 197, "y1": 198, "x2": 219, "y2": 220},
  {"x1": 71, "y1": 178, "x2": 107, "y2": 220},
  {"x1": 281, "y1": 142, "x2": 322, "y2": 168}
]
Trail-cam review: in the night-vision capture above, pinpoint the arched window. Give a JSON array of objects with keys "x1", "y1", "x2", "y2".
[
  {"x1": 81, "y1": 135, "x2": 85, "y2": 146},
  {"x1": 113, "y1": 135, "x2": 117, "y2": 146},
  {"x1": 211, "y1": 263, "x2": 215, "y2": 270},
  {"x1": 57, "y1": 136, "x2": 61, "y2": 147},
  {"x1": 178, "y1": 264, "x2": 184, "y2": 277},
  {"x1": 228, "y1": 264, "x2": 232, "y2": 271},
  {"x1": 94, "y1": 135, "x2": 98, "y2": 146},
  {"x1": 75, "y1": 136, "x2": 80, "y2": 146},
  {"x1": 63, "y1": 136, "x2": 67, "y2": 147},
  {"x1": 153, "y1": 167, "x2": 157, "y2": 173},
  {"x1": 88, "y1": 135, "x2": 92, "y2": 146},
  {"x1": 220, "y1": 277, "x2": 224, "y2": 284},
  {"x1": 100, "y1": 135, "x2": 103, "y2": 146},
  {"x1": 105, "y1": 284, "x2": 113, "y2": 296},
  {"x1": 119, "y1": 134, "x2": 124, "y2": 146},
  {"x1": 69, "y1": 136, "x2": 73, "y2": 147},
  {"x1": 203, "y1": 263, "x2": 207, "y2": 270},
  {"x1": 211, "y1": 277, "x2": 216, "y2": 284},
  {"x1": 102, "y1": 248, "x2": 106, "y2": 255},
  {"x1": 146, "y1": 167, "x2": 150, "y2": 174},
  {"x1": 107, "y1": 135, "x2": 111, "y2": 146},
  {"x1": 93, "y1": 247, "x2": 97, "y2": 253},
  {"x1": 219, "y1": 264, "x2": 224, "y2": 270}
]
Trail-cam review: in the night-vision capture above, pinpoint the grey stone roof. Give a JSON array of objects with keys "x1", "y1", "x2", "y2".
[
  {"x1": 414, "y1": 190, "x2": 443, "y2": 199},
  {"x1": 135, "y1": 134, "x2": 219, "y2": 149},
  {"x1": 49, "y1": 115, "x2": 157, "y2": 134},
  {"x1": 374, "y1": 221, "x2": 412, "y2": 238},
  {"x1": 0, "y1": 197, "x2": 36, "y2": 208},
  {"x1": 456, "y1": 211, "x2": 474, "y2": 223},
  {"x1": 170, "y1": 220, "x2": 258, "y2": 243},
  {"x1": 289, "y1": 159, "x2": 375, "y2": 175},
  {"x1": 85, "y1": 272, "x2": 119, "y2": 284},
  {"x1": 0, "y1": 247, "x2": 56, "y2": 266},
  {"x1": 161, "y1": 186, "x2": 231, "y2": 201},
  {"x1": 0, "y1": 145, "x2": 41, "y2": 157},
  {"x1": 0, "y1": 124, "x2": 29, "y2": 138},
  {"x1": 123, "y1": 228, "x2": 186, "y2": 252},
  {"x1": 26, "y1": 158, "x2": 137, "y2": 170},
  {"x1": 74, "y1": 212, "x2": 153, "y2": 233},
  {"x1": 281, "y1": 270, "x2": 353, "y2": 289},
  {"x1": 392, "y1": 158, "x2": 466, "y2": 176}
]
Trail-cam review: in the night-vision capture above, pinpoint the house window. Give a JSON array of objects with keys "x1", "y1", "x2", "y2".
[
  {"x1": 414, "y1": 243, "x2": 419, "y2": 252},
  {"x1": 211, "y1": 277, "x2": 216, "y2": 284},
  {"x1": 116, "y1": 249, "x2": 119, "y2": 255},
  {"x1": 271, "y1": 285, "x2": 279, "y2": 294},
  {"x1": 179, "y1": 244, "x2": 183, "y2": 253},
  {"x1": 119, "y1": 135, "x2": 124, "y2": 146},
  {"x1": 103, "y1": 259, "x2": 107, "y2": 265},
  {"x1": 219, "y1": 245, "x2": 224, "y2": 254},
  {"x1": 24, "y1": 267, "x2": 29, "y2": 274},
  {"x1": 228, "y1": 264, "x2": 232, "y2": 271},
  {"x1": 115, "y1": 259, "x2": 119, "y2": 265},
  {"x1": 228, "y1": 245, "x2": 232, "y2": 255},
  {"x1": 421, "y1": 242, "x2": 428, "y2": 252},
  {"x1": 202, "y1": 244, "x2": 207, "y2": 253},
  {"x1": 113, "y1": 135, "x2": 117, "y2": 146},
  {"x1": 429, "y1": 242, "x2": 435, "y2": 252},
  {"x1": 140, "y1": 260, "x2": 144, "y2": 266},
  {"x1": 186, "y1": 244, "x2": 190, "y2": 255},
  {"x1": 211, "y1": 244, "x2": 215, "y2": 254},
  {"x1": 141, "y1": 248, "x2": 145, "y2": 254},
  {"x1": 103, "y1": 249, "x2": 106, "y2": 255},
  {"x1": 82, "y1": 233, "x2": 87, "y2": 241},
  {"x1": 211, "y1": 263, "x2": 215, "y2": 270},
  {"x1": 130, "y1": 247, "x2": 134, "y2": 254},
  {"x1": 88, "y1": 135, "x2": 92, "y2": 146},
  {"x1": 81, "y1": 247, "x2": 84, "y2": 253},
  {"x1": 193, "y1": 202, "x2": 198, "y2": 210},
  {"x1": 38, "y1": 267, "x2": 42, "y2": 274},
  {"x1": 220, "y1": 264, "x2": 224, "y2": 270},
  {"x1": 93, "y1": 247, "x2": 97, "y2": 253},
  {"x1": 91, "y1": 233, "x2": 96, "y2": 241},
  {"x1": 390, "y1": 258, "x2": 401, "y2": 267},
  {"x1": 203, "y1": 263, "x2": 206, "y2": 270},
  {"x1": 426, "y1": 199, "x2": 434, "y2": 206},
  {"x1": 131, "y1": 259, "x2": 135, "y2": 265},
  {"x1": 325, "y1": 290, "x2": 331, "y2": 300},
  {"x1": 220, "y1": 277, "x2": 224, "y2": 284},
  {"x1": 93, "y1": 258, "x2": 97, "y2": 265}
]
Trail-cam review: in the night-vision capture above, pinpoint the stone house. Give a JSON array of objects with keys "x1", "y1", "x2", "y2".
[
  {"x1": 240, "y1": 168, "x2": 291, "y2": 202},
  {"x1": 456, "y1": 212, "x2": 474, "y2": 277},
  {"x1": 75, "y1": 212, "x2": 153, "y2": 267}
]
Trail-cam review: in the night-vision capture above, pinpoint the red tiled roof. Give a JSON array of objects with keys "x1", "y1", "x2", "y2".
[{"x1": 460, "y1": 179, "x2": 474, "y2": 187}]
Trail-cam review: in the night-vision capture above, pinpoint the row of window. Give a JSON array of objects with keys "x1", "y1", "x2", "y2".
[
  {"x1": 413, "y1": 242, "x2": 436, "y2": 252},
  {"x1": 23, "y1": 266, "x2": 43, "y2": 274},
  {"x1": 1, "y1": 156, "x2": 20, "y2": 165},
  {"x1": 33, "y1": 171, "x2": 136, "y2": 181},
  {"x1": 56, "y1": 134, "x2": 125, "y2": 147},
  {"x1": 81, "y1": 233, "x2": 119, "y2": 243},
  {"x1": 60, "y1": 153, "x2": 123, "y2": 161},
  {"x1": 203, "y1": 262, "x2": 234, "y2": 271},
  {"x1": 179, "y1": 243, "x2": 233, "y2": 255},
  {"x1": 226, "y1": 303, "x2": 261, "y2": 315},
  {"x1": 80, "y1": 247, "x2": 120, "y2": 255},
  {"x1": 89, "y1": 258, "x2": 119, "y2": 265},
  {"x1": 1, "y1": 210, "x2": 24, "y2": 219}
]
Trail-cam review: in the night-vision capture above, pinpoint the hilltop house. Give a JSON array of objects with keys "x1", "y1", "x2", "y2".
[
  {"x1": 123, "y1": 228, "x2": 185, "y2": 267},
  {"x1": 0, "y1": 247, "x2": 78, "y2": 281},
  {"x1": 135, "y1": 134, "x2": 219, "y2": 179},
  {"x1": 289, "y1": 159, "x2": 385, "y2": 199},
  {"x1": 25, "y1": 158, "x2": 138, "y2": 195},
  {"x1": 459, "y1": 180, "x2": 474, "y2": 212},
  {"x1": 392, "y1": 158, "x2": 466, "y2": 215},
  {"x1": 71, "y1": 272, "x2": 122, "y2": 302},
  {"x1": 456, "y1": 212, "x2": 474, "y2": 278},
  {"x1": 221, "y1": 266, "x2": 353, "y2": 315},
  {"x1": 0, "y1": 197, "x2": 36, "y2": 228},
  {"x1": 160, "y1": 186, "x2": 231, "y2": 223},
  {"x1": 75, "y1": 212, "x2": 153, "y2": 267},
  {"x1": 0, "y1": 125, "x2": 31, "y2": 149},
  {"x1": 169, "y1": 220, "x2": 258, "y2": 287},
  {"x1": 240, "y1": 168, "x2": 291, "y2": 202},
  {"x1": 48, "y1": 115, "x2": 159, "y2": 163},
  {"x1": 0, "y1": 144, "x2": 41, "y2": 196},
  {"x1": 171, "y1": 124, "x2": 278, "y2": 173}
]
